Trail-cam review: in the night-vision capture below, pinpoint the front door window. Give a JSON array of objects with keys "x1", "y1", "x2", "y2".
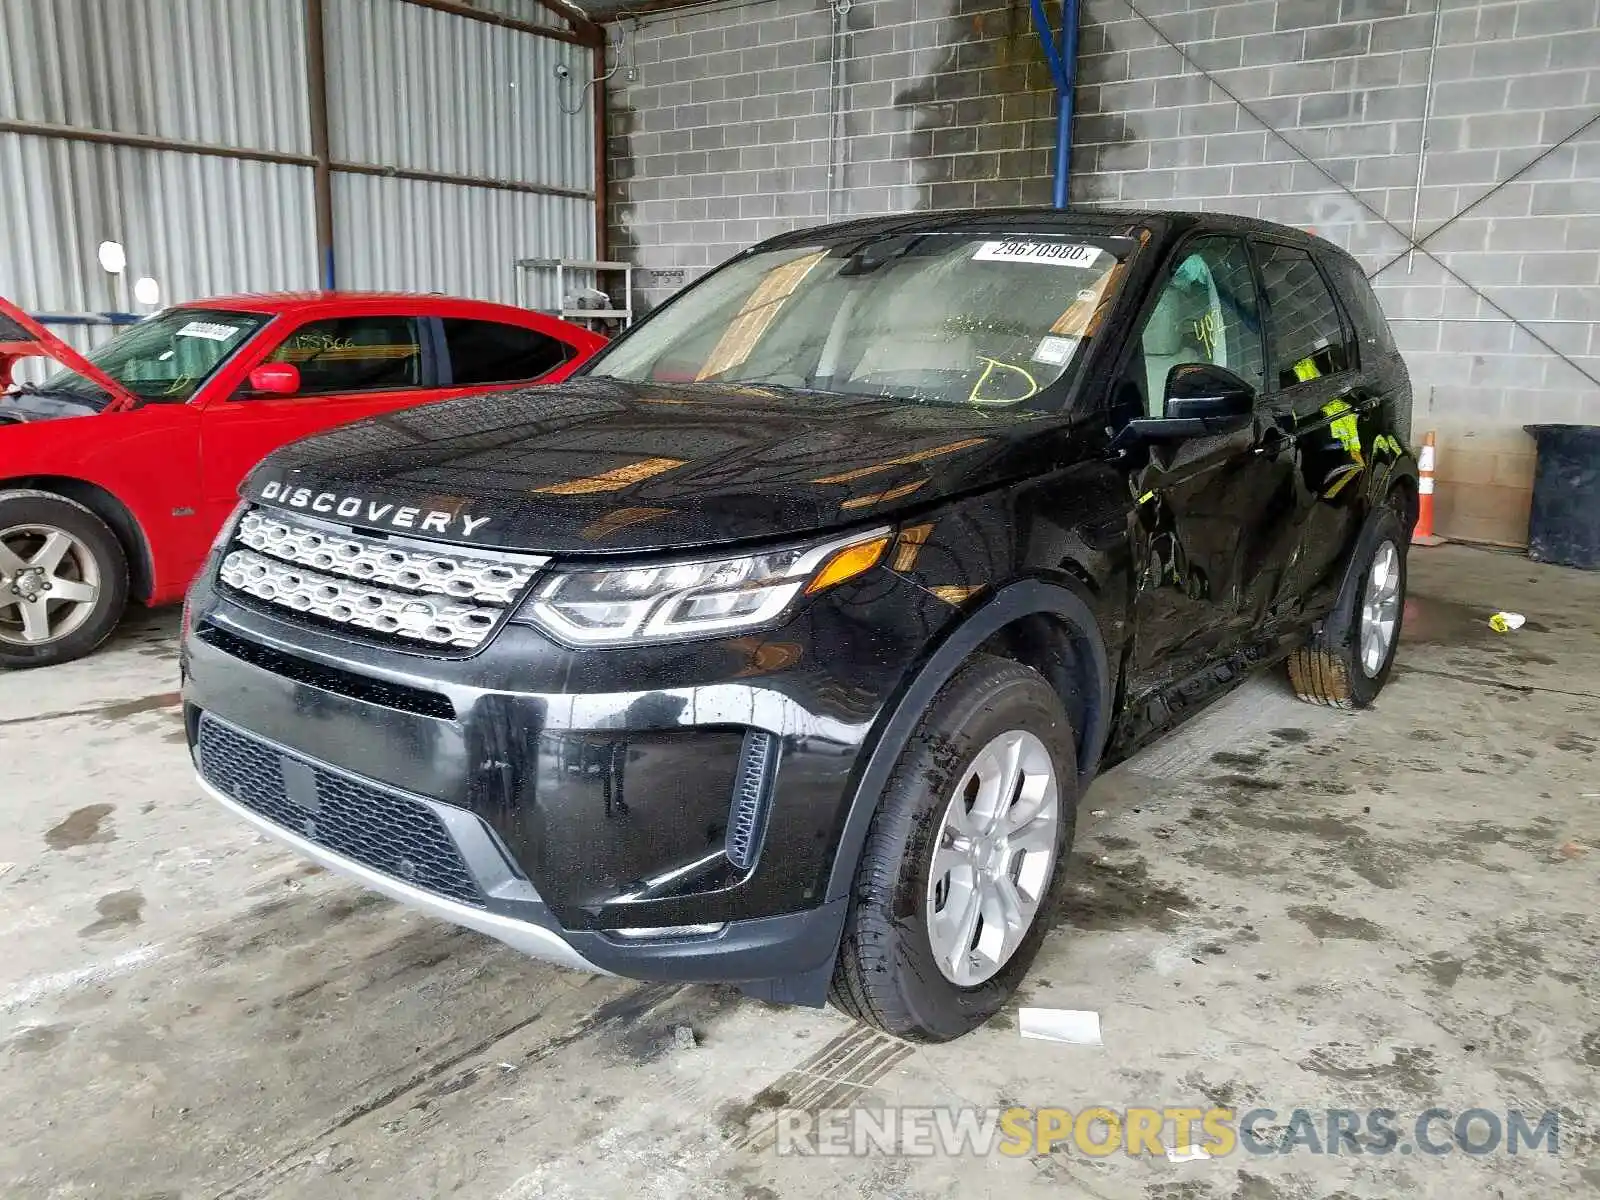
[
  {"x1": 264, "y1": 317, "x2": 422, "y2": 395},
  {"x1": 1138, "y1": 237, "x2": 1265, "y2": 416}
]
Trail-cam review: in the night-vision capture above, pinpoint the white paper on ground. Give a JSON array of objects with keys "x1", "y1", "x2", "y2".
[
  {"x1": 1166, "y1": 1144, "x2": 1212, "y2": 1163},
  {"x1": 1018, "y1": 1007, "x2": 1102, "y2": 1045}
]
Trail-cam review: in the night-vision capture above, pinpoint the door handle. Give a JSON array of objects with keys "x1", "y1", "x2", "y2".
[
  {"x1": 1254, "y1": 426, "x2": 1292, "y2": 456},
  {"x1": 1254, "y1": 428, "x2": 1292, "y2": 454}
]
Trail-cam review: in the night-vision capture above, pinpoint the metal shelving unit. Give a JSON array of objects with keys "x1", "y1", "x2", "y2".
[{"x1": 516, "y1": 257, "x2": 635, "y2": 329}]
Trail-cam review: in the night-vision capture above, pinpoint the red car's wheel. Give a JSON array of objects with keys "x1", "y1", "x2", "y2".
[{"x1": 0, "y1": 489, "x2": 129, "y2": 669}]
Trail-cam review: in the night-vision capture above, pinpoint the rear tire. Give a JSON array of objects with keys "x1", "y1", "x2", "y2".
[
  {"x1": 1289, "y1": 505, "x2": 1407, "y2": 709},
  {"x1": 0, "y1": 490, "x2": 129, "y2": 670},
  {"x1": 829, "y1": 655, "x2": 1077, "y2": 1042}
]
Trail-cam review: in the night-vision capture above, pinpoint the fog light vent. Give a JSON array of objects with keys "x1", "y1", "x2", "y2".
[{"x1": 726, "y1": 730, "x2": 778, "y2": 871}]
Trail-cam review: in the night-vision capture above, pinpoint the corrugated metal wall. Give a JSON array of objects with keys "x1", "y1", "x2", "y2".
[
  {"x1": 335, "y1": 175, "x2": 593, "y2": 309},
  {"x1": 451, "y1": 0, "x2": 572, "y2": 36},
  {"x1": 328, "y1": 0, "x2": 592, "y2": 192},
  {"x1": 324, "y1": 0, "x2": 594, "y2": 307},
  {"x1": 0, "y1": 0, "x2": 595, "y2": 321},
  {"x1": 0, "y1": 135, "x2": 318, "y2": 311},
  {"x1": 0, "y1": 0, "x2": 317, "y2": 314},
  {"x1": 0, "y1": 0, "x2": 310, "y2": 152}
]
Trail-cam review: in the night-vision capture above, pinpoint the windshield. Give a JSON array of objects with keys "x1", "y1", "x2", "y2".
[
  {"x1": 588, "y1": 232, "x2": 1133, "y2": 408},
  {"x1": 32, "y1": 307, "x2": 268, "y2": 407}
]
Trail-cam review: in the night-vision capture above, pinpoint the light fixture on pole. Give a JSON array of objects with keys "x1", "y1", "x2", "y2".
[
  {"x1": 95, "y1": 240, "x2": 130, "y2": 314},
  {"x1": 97, "y1": 241, "x2": 127, "y2": 275}
]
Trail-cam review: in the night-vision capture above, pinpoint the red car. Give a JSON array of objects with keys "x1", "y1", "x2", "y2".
[{"x1": 0, "y1": 292, "x2": 605, "y2": 668}]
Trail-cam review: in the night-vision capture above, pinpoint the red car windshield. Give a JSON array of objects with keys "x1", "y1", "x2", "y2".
[{"x1": 32, "y1": 308, "x2": 268, "y2": 408}]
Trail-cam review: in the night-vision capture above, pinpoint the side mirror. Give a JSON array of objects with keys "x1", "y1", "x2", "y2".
[
  {"x1": 1112, "y1": 363, "x2": 1257, "y2": 447},
  {"x1": 247, "y1": 363, "x2": 300, "y2": 396},
  {"x1": 1164, "y1": 362, "x2": 1256, "y2": 426}
]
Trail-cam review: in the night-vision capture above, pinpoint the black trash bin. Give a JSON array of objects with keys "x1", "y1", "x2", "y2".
[{"x1": 1524, "y1": 424, "x2": 1600, "y2": 569}]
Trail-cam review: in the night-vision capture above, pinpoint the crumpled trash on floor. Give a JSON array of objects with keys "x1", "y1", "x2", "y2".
[
  {"x1": 1488, "y1": 611, "x2": 1526, "y2": 632},
  {"x1": 1019, "y1": 1008, "x2": 1102, "y2": 1046}
]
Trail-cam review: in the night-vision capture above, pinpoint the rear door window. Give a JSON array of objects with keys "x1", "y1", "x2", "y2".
[
  {"x1": 441, "y1": 319, "x2": 572, "y2": 386},
  {"x1": 1254, "y1": 243, "x2": 1356, "y2": 389},
  {"x1": 266, "y1": 316, "x2": 422, "y2": 395}
]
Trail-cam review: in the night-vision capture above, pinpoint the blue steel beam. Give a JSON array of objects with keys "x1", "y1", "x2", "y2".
[
  {"x1": 30, "y1": 312, "x2": 142, "y2": 327},
  {"x1": 1029, "y1": 0, "x2": 1080, "y2": 210}
]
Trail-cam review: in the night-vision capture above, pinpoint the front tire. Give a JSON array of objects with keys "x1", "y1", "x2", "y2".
[
  {"x1": 1289, "y1": 505, "x2": 1407, "y2": 709},
  {"x1": 829, "y1": 655, "x2": 1077, "y2": 1042},
  {"x1": 0, "y1": 490, "x2": 129, "y2": 669}
]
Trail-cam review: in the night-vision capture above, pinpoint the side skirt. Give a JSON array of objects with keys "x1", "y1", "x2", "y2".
[{"x1": 1101, "y1": 624, "x2": 1312, "y2": 768}]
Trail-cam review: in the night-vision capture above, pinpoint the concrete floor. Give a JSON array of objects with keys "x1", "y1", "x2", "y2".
[{"x1": 1, "y1": 544, "x2": 1596, "y2": 1200}]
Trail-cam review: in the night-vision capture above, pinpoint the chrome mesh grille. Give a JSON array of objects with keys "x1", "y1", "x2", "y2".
[
  {"x1": 220, "y1": 549, "x2": 505, "y2": 647},
  {"x1": 220, "y1": 507, "x2": 547, "y2": 650},
  {"x1": 235, "y1": 510, "x2": 537, "y2": 603}
]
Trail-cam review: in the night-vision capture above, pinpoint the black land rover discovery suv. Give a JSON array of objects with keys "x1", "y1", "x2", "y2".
[{"x1": 183, "y1": 210, "x2": 1418, "y2": 1041}]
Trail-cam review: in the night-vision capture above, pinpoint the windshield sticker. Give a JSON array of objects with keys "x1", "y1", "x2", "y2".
[
  {"x1": 175, "y1": 320, "x2": 240, "y2": 342},
  {"x1": 1032, "y1": 335, "x2": 1079, "y2": 366},
  {"x1": 972, "y1": 240, "x2": 1103, "y2": 268}
]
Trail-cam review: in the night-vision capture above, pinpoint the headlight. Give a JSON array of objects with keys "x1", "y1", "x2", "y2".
[{"x1": 516, "y1": 526, "x2": 892, "y2": 647}]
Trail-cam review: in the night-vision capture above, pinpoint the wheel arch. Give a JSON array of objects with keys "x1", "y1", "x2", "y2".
[
  {"x1": 1318, "y1": 496, "x2": 1409, "y2": 655},
  {"x1": 0, "y1": 476, "x2": 154, "y2": 603},
  {"x1": 822, "y1": 576, "x2": 1113, "y2": 905},
  {"x1": 1386, "y1": 470, "x2": 1419, "y2": 532}
]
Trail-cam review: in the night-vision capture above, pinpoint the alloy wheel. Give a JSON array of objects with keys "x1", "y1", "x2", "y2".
[
  {"x1": 925, "y1": 728, "x2": 1060, "y2": 987},
  {"x1": 0, "y1": 524, "x2": 103, "y2": 647},
  {"x1": 1358, "y1": 539, "x2": 1402, "y2": 678}
]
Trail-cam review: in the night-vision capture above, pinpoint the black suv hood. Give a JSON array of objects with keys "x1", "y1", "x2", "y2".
[{"x1": 244, "y1": 379, "x2": 1077, "y2": 554}]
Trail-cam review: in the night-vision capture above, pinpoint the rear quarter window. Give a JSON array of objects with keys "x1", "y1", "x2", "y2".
[
  {"x1": 442, "y1": 319, "x2": 573, "y2": 386},
  {"x1": 1324, "y1": 256, "x2": 1398, "y2": 356}
]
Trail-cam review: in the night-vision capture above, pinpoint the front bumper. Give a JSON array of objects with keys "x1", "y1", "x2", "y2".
[
  {"x1": 198, "y1": 764, "x2": 603, "y2": 974},
  {"x1": 182, "y1": 556, "x2": 948, "y2": 1001}
]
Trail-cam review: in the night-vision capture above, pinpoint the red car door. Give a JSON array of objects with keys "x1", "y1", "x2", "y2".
[{"x1": 196, "y1": 312, "x2": 444, "y2": 529}]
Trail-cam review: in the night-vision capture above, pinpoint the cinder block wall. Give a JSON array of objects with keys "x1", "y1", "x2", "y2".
[
  {"x1": 605, "y1": 0, "x2": 1061, "y2": 303},
  {"x1": 604, "y1": 0, "x2": 1600, "y2": 546}
]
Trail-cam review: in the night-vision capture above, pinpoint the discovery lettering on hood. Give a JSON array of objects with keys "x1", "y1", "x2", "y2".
[{"x1": 258, "y1": 480, "x2": 491, "y2": 538}]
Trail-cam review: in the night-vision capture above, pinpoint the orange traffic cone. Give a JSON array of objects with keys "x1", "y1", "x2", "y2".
[{"x1": 1412, "y1": 430, "x2": 1446, "y2": 546}]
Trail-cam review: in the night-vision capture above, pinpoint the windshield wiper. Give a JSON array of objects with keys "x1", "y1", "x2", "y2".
[{"x1": 716, "y1": 380, "x2": 848, "y2": 400}]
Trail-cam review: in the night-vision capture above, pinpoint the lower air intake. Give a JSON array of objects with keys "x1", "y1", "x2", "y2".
[{"x1": 196, "y1": 714, "x2": 484, "y2": 908}]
